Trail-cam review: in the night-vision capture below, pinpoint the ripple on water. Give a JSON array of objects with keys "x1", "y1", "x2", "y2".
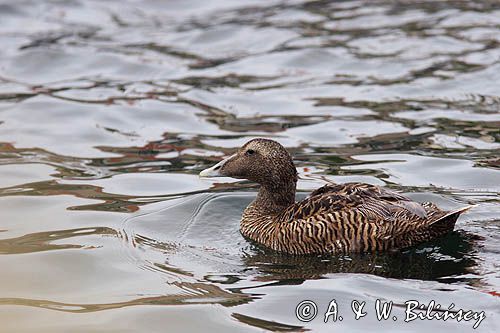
[{"x1": 0, "y1": 0, "x2": 499, "y2": 331}]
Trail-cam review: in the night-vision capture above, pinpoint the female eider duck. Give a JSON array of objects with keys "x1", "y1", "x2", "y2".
[{"x1": 199, "y1": 138, "x2": 472, "y2": 255}]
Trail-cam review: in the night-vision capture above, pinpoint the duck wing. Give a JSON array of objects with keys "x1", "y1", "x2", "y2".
[
  {"x1": 275, "y1": 183, "x2": 469, "y2": 253},
  {"x1": 280, "y1": 182, "x2": 427, "y2": 223}
]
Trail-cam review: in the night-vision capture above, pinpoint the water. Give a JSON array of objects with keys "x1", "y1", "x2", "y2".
[{"x1": 0, "y1": 0, "x2": 499, "y2": 331}]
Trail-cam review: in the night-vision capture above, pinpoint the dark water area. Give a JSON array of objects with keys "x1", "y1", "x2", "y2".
[{"x1": 0, "y1": 0, "x2": 499, "y2": 332}]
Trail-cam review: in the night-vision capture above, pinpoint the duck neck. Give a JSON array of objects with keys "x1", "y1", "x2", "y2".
[{"x1": 253, "y1": 180, "x2": 296, "y2": 216}]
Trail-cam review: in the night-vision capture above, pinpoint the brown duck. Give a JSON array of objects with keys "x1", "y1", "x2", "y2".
[{"x1": 199, "y1": 139, "x2": 473, "y2": 255}]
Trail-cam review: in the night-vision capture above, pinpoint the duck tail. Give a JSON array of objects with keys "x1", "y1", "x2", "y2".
[{"x1": 429, "y1": 204, "x2": 476, "y2": 226}]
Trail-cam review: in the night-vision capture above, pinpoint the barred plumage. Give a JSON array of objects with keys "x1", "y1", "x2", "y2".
[{"x1": 200, "y1": 139, "x2": 473, "y2": 255}]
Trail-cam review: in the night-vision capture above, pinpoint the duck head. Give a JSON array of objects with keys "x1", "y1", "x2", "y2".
[{"x1": 199, "y1": 138, "x2": 297, "y2": 191}]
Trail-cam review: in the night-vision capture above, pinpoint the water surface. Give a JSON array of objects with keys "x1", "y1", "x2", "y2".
[{"x1": 0, "y1": 0, "x2": 499, "y2": 332}]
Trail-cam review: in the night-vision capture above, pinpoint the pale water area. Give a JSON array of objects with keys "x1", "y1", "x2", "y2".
[{"x1": 0, "y1": 0, "x2": 499, "y2": 332}]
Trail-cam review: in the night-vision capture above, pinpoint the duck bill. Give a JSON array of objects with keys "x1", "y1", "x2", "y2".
[{"x1": 199, "y1": 154, "x2": 236, "y2": 177}]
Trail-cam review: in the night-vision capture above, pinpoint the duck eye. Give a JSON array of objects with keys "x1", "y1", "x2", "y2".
[{"x1": 245, "y1": 149, "x2": 255, "y2": 156}]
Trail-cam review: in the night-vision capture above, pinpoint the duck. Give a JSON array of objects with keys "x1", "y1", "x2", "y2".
[{"x1": 199, "y1": 138, "x2": 473, "y2": 255}]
